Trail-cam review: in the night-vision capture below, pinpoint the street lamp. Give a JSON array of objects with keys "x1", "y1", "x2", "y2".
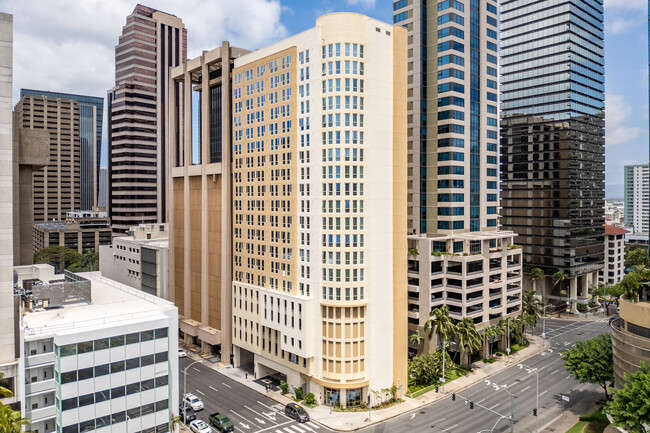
[
  {"x1": 494, "y1": 385, "x2": 515, "y2": 433},
  {"x1": 541, "y1": 304, "x2": 552, "y2": 339},
  {"x1": 518, "y1": 363, "x2": 539, "y2": 433},
  {"x1": 182, "y1": 360, "x2": 203, "y2": 428}
]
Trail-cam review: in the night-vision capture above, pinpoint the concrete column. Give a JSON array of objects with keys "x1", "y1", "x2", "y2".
[
  {"x1": 220, "y1": 42, "x2": 234, "y2": 364},
  {"x1": 200, "y1": 56, "x2": 209, "y2": 353},
  {"x1": 183, "y1": 66, "x2": 192, "y2": 319},
  {"x1": 168, "y1": 75, "x2": 176, "y2": 306},
  {"x1": 569, "y1": 276, "x2": 578, "y2": 312}
]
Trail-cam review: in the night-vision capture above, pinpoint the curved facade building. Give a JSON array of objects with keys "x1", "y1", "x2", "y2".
[{"x1": 611, "y1": 299, "x2": 650, "y2": 388}]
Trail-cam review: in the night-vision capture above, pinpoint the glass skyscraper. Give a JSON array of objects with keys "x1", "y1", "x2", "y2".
[
  {"x1": 20, "y1": 89, "x2": 103, "y2": 211},
  {"x1": 394, "y1": 0, "x2": 524, "y2": 333},
  {"x1": 500, "y1": 0, "x2": 605, "y2": 303}
]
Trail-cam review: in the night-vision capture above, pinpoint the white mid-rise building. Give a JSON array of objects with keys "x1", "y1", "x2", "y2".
[
  {"x1": 17, "y1": 267, "x2": 178, "y2": 433},
  {"x1": 624, "y1": 163, "x2": 649, "y2": 234},
  {"x1": 599, "y1": 225, "x2": 628, "y2": 286}
]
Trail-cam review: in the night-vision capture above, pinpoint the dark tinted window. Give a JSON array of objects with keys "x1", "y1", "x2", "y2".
[
  {"x1": 155, "y1": 375, "x2": 168, "y2": 387},
  {"x1": 62, "y1": 425, "x2": 78, "y2": 433},
  {"x1": 95, "y1": 364, "x2": 109, "y2": 377},
  {"x1": 111, "y1": 361, "x2": 125, "y2": 373},
  {"x1": 60, "y1": 344, "x2": 76, "y2": 357},
  {"x1": 61, "y1": 371, "x2": 77, "y2": 384},
  {"x1": 62, "y1": 397, "x2": 77, "y2": 411},
  {"x1": 78, "y1": 367, "x2": 93, "y2": 381},
  {"x1": 141, "y1": 354, "x2": 154, "y2": 367},
  {"x1": 155, "y1": 351, "x2": 168, "y2": 363},
  {"x1": 126, "y1": 332, "x2": 140, "y2": 344},
  {"x1": 141, "y1": 378, "x2": 154, "y2": 391},
  {"x1": 95, "y1": 390, "x2": 110, "y2": 403},
  {"x1": 141, "y1": 402, "x2": 155, "y2": 415},
  {"x1": 94, "y1": 338, "x2": 109, "y2": 351},
  {"x1": 77, "y1": 341, "x2": 93, "y2": 354},
  {"x1": 79, "y1": 420, "x2": 95, "y2": 433},
  {"x1": 127, "y1": 407, "x2": 141, "y2": 419},
  {"x1": 111, "y1": 386, "x2": 125, "y2": 399},
  {"x1": 126, "y1": 357, "x2": 140, "y2": 370},
  {"x1": 140, "y1": 330, "x2": 154, "y2": 341},
  {"x1": 127, "y1": 382, "x2": 141, "y2": 395},
  {"x1": 112, "y1": 411, "x2": 126, "y2": 425},
  {"x1": 155, "y1": 328, "x2": 168, "y2": 339},
  {"x1": 78, "y1": 393, "x2": 94, "y2": 407},
  {"x1": 156, "y1": 399, "x2": 169, "y2": 412},
  {"x1": 110, "y1": 335, "x2": 125, "y2": 347},
  {"x1": 96, "y1": 415, "x2": 110, "y2": 428}
]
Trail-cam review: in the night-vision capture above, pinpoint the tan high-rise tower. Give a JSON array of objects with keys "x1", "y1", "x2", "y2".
[
  {"x1": 108, "y1": 4, "x2": 186, "y2": 233},
  {"x1": 170, "y1": 13, "x2": 408, "y2": 407}
]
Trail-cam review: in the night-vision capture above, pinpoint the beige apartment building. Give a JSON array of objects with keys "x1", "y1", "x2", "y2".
[
  {"x1": 14, "y1": 93, "x2": 80, "y2": 223},
  {"x1": 33, "y1": 211, "x2": 112, "y2": 257},
  {"x1": 170, "y1": 13, "x2": 407, "y2": 407}
]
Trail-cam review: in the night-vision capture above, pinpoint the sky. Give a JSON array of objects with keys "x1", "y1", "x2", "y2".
[{"x1": 0, "y1": 0, "x2": 646, "y2": 198}]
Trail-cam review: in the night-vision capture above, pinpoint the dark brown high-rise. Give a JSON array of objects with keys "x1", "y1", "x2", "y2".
[{"x1": 108, "y1": 4, "x2": 186, "y2": 233}]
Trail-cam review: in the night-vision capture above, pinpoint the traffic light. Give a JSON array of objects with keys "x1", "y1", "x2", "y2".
[
  {"x1": 470, "y1": 401, "x2": 474, "y2": 410},
  {"x1": 451, "y1": 393, "x2": 456, "y2": 401},
  {"x1": 435, "y1": 386, "x2": 439, "y2": 393},
  {"x1": 533, "y1": 408, "x2": 537, "y2": 417}
]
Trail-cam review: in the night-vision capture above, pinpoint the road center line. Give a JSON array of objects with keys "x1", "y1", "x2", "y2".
[
  {"x1": 209, "y1": 385, "x2": 218, "y2": 392},
  {"x1": 195, "y1": 389, "x2": 205, "y2": 396},
  {"x1": 193, "y1": 367, "x2": 201, "y2": 372},
  {"x1": 521, "y1": 385, "x2": 531, "y2": 392},
  {"x1": 539, "y1": 390, "x2": 548, "y2": 397},
  {"x1": 222, "y1": 382, "x2": 232, "y2": 388},
  {"x1": 550, "y1": 369, "x2": 558, "y2": 375}
]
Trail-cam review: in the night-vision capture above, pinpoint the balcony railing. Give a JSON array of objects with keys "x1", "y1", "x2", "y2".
[
  {"x1": 25, "y1": 352, "x2": 55, "y2": 368},
  {"x1": 25, "y1": 379, "x2": 55, "y2": 396}
]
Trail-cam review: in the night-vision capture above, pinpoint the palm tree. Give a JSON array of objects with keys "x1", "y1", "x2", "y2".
[
  {"x1": 522, "y1": 290, "x2": 542, "y2": 329},
  {"x1": 424, "y1": 305, "x2": 456, "y2": 384},
  {"x1": 552, "y1": 269, "x2": 568, "y2": 295},
  {"x1": 530, "y1": 268, "x2": 545, "y2": 294},
  {"x1": 0, "y1": 404, "x2": 29, "y2": 433},
  {"x1": 409, "y1": 332, "x2": 424, "y2": 350},
  {"x1": 455, "y1": 318, "x2": 482, "y2": 367}
]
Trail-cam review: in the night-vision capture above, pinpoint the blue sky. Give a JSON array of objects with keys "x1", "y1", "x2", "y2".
[{"x1": 1, "y1": 0, "x2": 647, "y2": 198}]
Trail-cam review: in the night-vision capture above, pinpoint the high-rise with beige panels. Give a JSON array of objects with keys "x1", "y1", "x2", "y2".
[{"x1": 170, "y1": 13, "x2": 408, "y2": 407}]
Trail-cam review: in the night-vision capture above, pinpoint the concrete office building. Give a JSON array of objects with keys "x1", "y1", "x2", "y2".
[
  {"x1": 12, "y1": 111, "x2": 50, "y2": 266},
  {"x1": 20, "y1": 89, "x2": 103, "y2": 212},
  {"x1": 170, "y1": 13, "x2": 408, "y2": 406},
  {"x1": 14, "y1": 92, "x2": 80, "y2": 222},
  {"x1": 611, "y1": 299, "x2": 650, "y2": 388},
  {"x1": 98, "y1": 166, "x2": 108, "y2": 210},
  {"x1": 599, "y1": 225, "x2": 628, "y2": 286},
  {"x1": 393, "y1": 0, "x2": 523, "y2": 342},
  {"x1": 0, "y1": 12, "x2": 21, "y2": 411},
  {"x1": 33, "y1": 211, "x2": 112, "y2": 257},
  {"x1": 624, "y1": 163, "x2": 649, "y2": 234},
  {"x1": 16, "y1": 268, "x2": 178, "y2": 433},
  {"x1": 108, "y1": 4, "x2": 186, "y2": 233},
  {"x1": 500, "y1": 0, "x2": 605, "y2": 307},
  {"x1": 99, "y1": 223, "x2": 169, "y2": 299}
]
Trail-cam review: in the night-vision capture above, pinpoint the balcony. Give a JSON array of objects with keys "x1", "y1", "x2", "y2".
[
  {"x1": 507, "y1": 284, "x2": 520, "y2": 292},
  {"x1": 466, "y1": 306, "x2": 484, "y2": 316},
  {"x1": 507, "y1": 272, "x2": 521, "y2": 280},
  {"x1": 28, "y1": 404, "x2": 56, "y2": 422},
  {"x1": 507, "y1": 261, "x2": 520, "y2": 268},
  {"x1": 25, "y1": 379, "x2": 55, "y2": 396},
  {"x1": 25, "y1": 352, "x2": 55, "y2": 368},
  {"x1": 407, "y1": 284, "x2": 419, "y2": 293},
  {"x1": 408, "y1": 309, "x2": 420, "y2": 320},
  {"x1": 507, "y1": 296, "x2": 520, "y2": 304}
]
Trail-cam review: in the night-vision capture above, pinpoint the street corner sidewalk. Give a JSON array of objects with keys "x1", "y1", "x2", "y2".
[
  {"x1": 539, "y1": 396, "x2": 603, "y2": 432},
  {"x1": 182, "y1": 335, "x2": 550, "y2": 432}
]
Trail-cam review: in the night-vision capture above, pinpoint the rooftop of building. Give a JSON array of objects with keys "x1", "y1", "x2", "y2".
[
  {"x1": 22, "y1": 271, "x2": 175, "y2": 338},
  {"x1": 20, "y1": 88, "x2": 104, "y2": 105},
  {"x1": 604, "y1": 224, "x2": 630, "y2": 235},
  {"x1": 408, "y1": 229, "x2": 518, "y2": 241}
]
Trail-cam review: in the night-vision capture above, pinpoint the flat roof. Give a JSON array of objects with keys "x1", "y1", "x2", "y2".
[{"x1": 23, "y1": 272, "x2": 175, "y2": 337}]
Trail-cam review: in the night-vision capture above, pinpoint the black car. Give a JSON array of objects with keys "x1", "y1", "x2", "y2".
[
  {"x1": 285, "y1": 403, "x2": 309, "y2": 423},
  {"x1": 179, "y1": 404, "x2": 197, "y2": 423}
]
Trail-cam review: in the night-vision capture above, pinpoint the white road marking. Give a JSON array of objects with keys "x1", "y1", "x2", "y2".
[
  {"x1": 193, "y1": 367, "x2": 201, "y2": 372},
  {"x1": 521, "y1": 385, "x2": 531, "y2": 392},
  {"x1": 222, "y1": 382, "x2": 232, "y2": 388},
  {"x1": 240, "y1": 423, "x2": 250, "y2": 430},
  {"x1": 550, "y1": 369, "x2": 558, "y2": 375},
  {"x1": 490, "y1": 403, "x2": 500, "y2": 410},
  {"x1": 539, "y1": 390, "x2": 548, "y2": 397},
  {"x1": 209, "y1": 385, "x2": 218, "y2": 392},
  {"x1": 195, "y1": 389, "x2": 205, "y2": 395},
  {"x1": 250, "y1": 421, "x2": 293, "y2": 433},
  {"x1": 477, "y1": 398, "x2": 487, "y2": 404},
  {"x1": 245, "y1": 404, "x2": 277, "y2": 424},
  {"x1": 255, "y1": 417, "x2": 266, "y2": 425},
  {"x1": 410, "y1": 414, "x2": 416, "y2": 420},
  {"x1": 231, "y1": 411, "x2": 258, "y2": 429}
]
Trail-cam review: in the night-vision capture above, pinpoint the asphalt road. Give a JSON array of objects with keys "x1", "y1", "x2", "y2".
[
  {"x1": 179, "y1": 358, "x2": 330, "y2": 433},
  {"x1": 357, "y1": 318, "x2": 612, "y2": 433},
  {"x1": 179, "y1": 318, "x2": 611, "y2": 433}
]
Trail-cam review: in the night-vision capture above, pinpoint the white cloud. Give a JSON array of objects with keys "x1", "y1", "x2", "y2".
[
  {"x1": 0, "y1": 0, "x2": 288, "y2": 103},
  {"x1": 607, "y1": 16, "x2": 645, "y2": 34},
  {"x1": 345, "y1": 0, "x2": 376, "y2": 8},
  {"x1": 605, "y1": 94, "x2": 644, "y2": 147},
  {"x1": 604, "y1": 0, "x2": 645, "y2": 10}
]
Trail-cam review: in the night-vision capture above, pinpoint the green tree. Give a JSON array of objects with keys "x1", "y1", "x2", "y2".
[
  {"x1": 0, "y1": 372, "x2": 12, "y2": 399},
  {"x1": 522, "y1": 290, "x2": 542, "y2": 326},
  {"x1": 409, "y1": 332, "x2": 423, "y2": 349},
  {"x1": 521, "y1": 313, "x2": 537, "y2": 337},
  {"x1": 408, "y1": 350, "x2": 452, "y2": 386},
  {"x1": 33, "y1": 245, "x2": 82, "y2": 273},
  {"x1": 424, "y1": 305, "x2": 456, "y2": 382},
  {"x1": 455, "y1": 318, "x2": 481, "y2": 367},
  {"x1": 625, "y1": 244, "x2": 649, "y2": 269},
  {"x1": 552, "y1": 269, "x2": 569, "y2": 295},
  {"x1": 606, "y1": 362, "x2": 650, "y2": 433},
  {"x1": 530, "y1": 268, "x2": 545, "y2": 294},
  {"x1": 593, "y1": 284, "x2": 625, "y2": 312},
  {"x1": 68, "y1": 250, "x2": 99, "y2": 272},
  {"x1": 561, "y1": 333, "x2": 613, "y2": 400},
  {"x1": 618, "y1": 266, "x2": 650, "y2": 302},
  {"x1": 483, "y1": 324, "x2": 504, "y2": 358},
  {"x1": 0, "y1": 404, "x2": 30, "y2": 433}
]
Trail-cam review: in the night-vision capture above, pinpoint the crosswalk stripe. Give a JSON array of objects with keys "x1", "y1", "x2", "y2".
[{"x1": 289, "y1": 426, "x2": 307, "y2": 433}]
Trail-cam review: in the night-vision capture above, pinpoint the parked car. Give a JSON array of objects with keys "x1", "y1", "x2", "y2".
[
  {"x1": 184, "y1": 393, "x2": 204, "y2": 411},
  {"x1": 209, "y1": 412, "x2": 235, "y2": 432},
  {"x1": 284, "y1": 402, "x2": 309, "y2": 423},
  {"x1": 178, "y1": 349, "x2": 187, "y2": 358},
  {"x1": 179, "y1": 405, "x2": 197, "y2": 423},
  {"x1": 189, "y1": 419, "x2": 212, "y2": 433}
]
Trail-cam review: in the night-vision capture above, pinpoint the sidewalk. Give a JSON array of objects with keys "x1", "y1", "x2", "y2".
[
  {"x1": 538, "y1": 398, "x2": 603, "y2": 433},
  {"x1": 184, "y1": 335, "x2": 550, "y2": 431}
]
